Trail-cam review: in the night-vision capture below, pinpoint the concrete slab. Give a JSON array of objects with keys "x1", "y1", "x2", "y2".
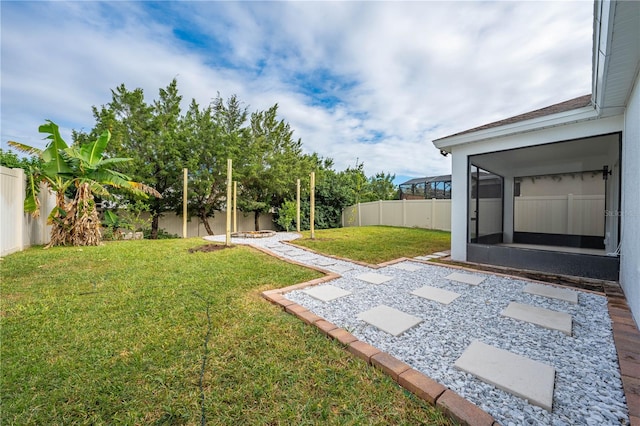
[
  {"x1": 357, "y1": 305, "x2": 423, "y2": 336},
  {"x1": 413, "y1": 256, "x2": 435, "y2": 261},
  {"x1": 303, "y1": 285, "x2": 352, "y2": 302},
  {"x1": 297, "y1": 254, "x2": 318, "y2": 261},
  {"x1": 356, "y1": 272, "x2": 394, "y2": 285},
  {"x1": 411, "y1": 286, "x2": 461, "y2": 305},
  {"x1": 286, "y1": 251, "x2": 307, "y2": 257},
  {"x1": 331, "y1": 264, "x2": 354, "y2": 273},
  {"x1": 501, "y1": 302, "x2": 572, "y2": 335},
  {"x1": 432, "y1": 252, "x2": 450, "y2": 257},
  {"x1": 445, "y1": 272, "x2": 486, "y2": 286},
  {"x1": 523, "y1": 283, "x2": 578, "y2": 304},
  {"x1": 454, "y1": 340, "x2": 555, "y2": 411},
  {"x1": 313, "y1": 258, "x2": 337, "y2": 267},
  {"x1": 392, "y1": 263, "x2": 423, "y2": 272}
]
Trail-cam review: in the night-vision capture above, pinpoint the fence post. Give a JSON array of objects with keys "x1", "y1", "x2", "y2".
[
  {"x1": 402, "y1": 199, "x2": 407, "y2": 227},
  {"x1": 358, "y1": 203, "x2": 361, "y2": 227},
  {"x1": 378, "y1": 200, "x2": 383, "y2": 225},
  {"x1": 431, "y1": 198, "x2": 437, "y2": 230},
  {"x1": 567, "y1": 193, "x2": 574, "y2": 235}
]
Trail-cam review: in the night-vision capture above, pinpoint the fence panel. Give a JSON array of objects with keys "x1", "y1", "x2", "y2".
[
  {"x1": 341, "y1": 199, "x2": 451, "y2": 231},
  {"x1": 514, "y1": 195, "x2": 604, "y2": 236},
  {"x1": 1, "y1": 166, "x2": 54, "y2": 256}
]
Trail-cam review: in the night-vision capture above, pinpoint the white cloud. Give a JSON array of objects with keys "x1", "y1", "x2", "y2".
[{"x1": 1, "y1": 1, "x2": 593, "y2": 181}]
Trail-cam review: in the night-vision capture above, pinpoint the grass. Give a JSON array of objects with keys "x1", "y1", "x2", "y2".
[
  {"x1": 292, "y1": 226, "x2": 451, "y2": 264},
  {"x1": 1, "y1": 238, "x2": 453, "y2": 425}
]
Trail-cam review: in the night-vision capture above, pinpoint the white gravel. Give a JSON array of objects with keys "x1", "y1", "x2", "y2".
[{"x1": 204, "y1": 232, "x2": 630, "y2": 426}]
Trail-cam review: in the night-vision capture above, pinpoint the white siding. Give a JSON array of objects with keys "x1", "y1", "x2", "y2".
[{"x1": 621, "y1": 73, "x2": 640, "y2": 326}]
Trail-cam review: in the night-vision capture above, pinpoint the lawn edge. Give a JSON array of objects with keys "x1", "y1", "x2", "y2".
[{"x1": 254, "y1": 243, "x2": 499, "y2": 426}]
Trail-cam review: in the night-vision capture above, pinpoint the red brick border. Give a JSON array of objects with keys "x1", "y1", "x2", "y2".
[
  {"x1": 261, "y1": 286, "x2": 500, "y2": 426},
  {"x1": 255, "y1": 240, "x2": 637, "y2": 426}
]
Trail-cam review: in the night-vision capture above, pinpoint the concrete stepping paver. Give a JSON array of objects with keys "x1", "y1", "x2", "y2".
[
  {"x1": 356, "y1": 272, "x2": 394, "y2": 285},
  {"x1": 357, "y1": 305, "x2": 423, "y2": 336},
  {"x1": 330, "y1": 264, "x2": 354, "y2": 273},
  {"x1": 523, "y1": 283, "x2": 578, "y2": 304},
  {"x1": 432, "y1": 252, "x2": 450, "y2": 257},
  {"x1": 392, "y1": 263, "x2": 423, "y2": 272},
  {"x1": 411, "y1": 286, "x2": 461, "y2": 305},
  {"x1": 454, "y1": 340, "x2": 555, "y2": 411},
  {"x1": 445, "y1": 272, "x2": 486, "y2": 286},
  {"x1": 303, "y1": 285, "x2": 352, "y2": 302},
  {"x1": 313, "y1": 258, "x2": 337, "y2": 267},
  {"x1": 501, "y1": 302, "x2": 572, "y2": 335}
]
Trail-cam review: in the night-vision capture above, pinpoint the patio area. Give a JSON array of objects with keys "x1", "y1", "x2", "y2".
[{"x1": 206, "y1": 232, "x2": 635, "y2": 425}]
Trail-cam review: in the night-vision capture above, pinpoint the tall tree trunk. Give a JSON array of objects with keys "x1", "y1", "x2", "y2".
[
  {"x1": 201, "y1": 211, "x2": 214, "y2": 235},
  {"x1": 254, "y1": 211, "x2": 260, "y2": 231},
  {"x1": 151, "y1": 213, "x2": 160, "y2": 239}
]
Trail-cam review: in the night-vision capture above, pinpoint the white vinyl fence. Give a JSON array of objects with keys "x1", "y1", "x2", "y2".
[
  {"x1": 342, "y1": 195, "x2": 606, "y2": 236},
  {"x1": 342, "y1": 199, "x2": 452, "y2": 231},
  {"x1": 1, "y1": 166, "x2": 55, "y2": 256},
  {"x1": 146, "y1": 211, "x2": 275, "y2": 237},
  {"x1": 514, "y1": 195, "x2": 605, "y2": 236},
  {"x1": 1, "y1": 165, "x2": 276, "y2": 256}
]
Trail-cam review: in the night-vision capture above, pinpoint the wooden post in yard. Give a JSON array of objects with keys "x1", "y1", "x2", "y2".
[
  {"x1": 233, "y1": 181, "x2": 237, "y2": 233},
  {"x1": 226, "y1": 159, "x2": 232, "y2": 246},
  {"x1": 296, "y1": 179, "x2": 301, "y2": 232},
  {"x1": 310, "y1": 172, "x2": 315, "y2": 240},
  {"x1": 182, "y1": 168, "x2": 188, "y2": 238}
]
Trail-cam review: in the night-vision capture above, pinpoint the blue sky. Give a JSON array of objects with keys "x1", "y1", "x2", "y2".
[{"x1": 1, "y1": 1, "x2": 594, "y2": 184}]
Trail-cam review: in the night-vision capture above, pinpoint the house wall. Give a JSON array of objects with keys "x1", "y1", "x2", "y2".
[
  {"x1": 448, "y1": 115, "x2": 624, "y2": 262},
  {"x1": 621, "y1": 73, "x2": 640, "y2": 327}
]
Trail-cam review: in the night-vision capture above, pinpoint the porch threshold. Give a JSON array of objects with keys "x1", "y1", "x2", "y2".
[{"x1": 467, "y1": 243, "x2": 619, "y2": 281}]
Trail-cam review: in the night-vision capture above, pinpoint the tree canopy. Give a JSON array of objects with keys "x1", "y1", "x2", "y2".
[{"x1": 75, "y1": 79, "x2": 397, "y2": 236}]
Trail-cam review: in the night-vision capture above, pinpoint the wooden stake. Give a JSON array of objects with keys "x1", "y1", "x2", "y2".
[
  {"x1": 296, "y1": 179, "x2": 301, "y2": 232},
  {"x1": 182, "y1": 168, "x2": 188, "y2": 238},
  {"x1": 226, "y1": 159, "x2": 232, "y2": 246},
  {"x1": 310, "y1": 172, "x2": 315, "y2": 239},
  {"x1": 233, "y1": 181, "x2": 237, "y2": 233}
]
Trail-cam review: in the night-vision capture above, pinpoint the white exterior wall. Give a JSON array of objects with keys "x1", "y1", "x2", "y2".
[
  {"x1": 447, "y1": 115, "x2": 624, "y2": 262},
  {"x1": 450, "y1": 151, "x2": 468, "y2": 260},
  {"x1": 621, "y1": 73, "x2": 640, "y2": 327}
]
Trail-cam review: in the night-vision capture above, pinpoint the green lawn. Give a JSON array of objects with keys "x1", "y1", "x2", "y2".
[
  {"x1": 293, "y1": 226, "x2": 451, "y2": 264},
  {"x1": 1, "y1": 238, "x2": 453, "y2": 425}
]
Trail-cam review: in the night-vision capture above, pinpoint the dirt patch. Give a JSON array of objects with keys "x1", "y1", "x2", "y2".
[{"x1": 188, "y1": 244, "x2": 232, "y2": 253}]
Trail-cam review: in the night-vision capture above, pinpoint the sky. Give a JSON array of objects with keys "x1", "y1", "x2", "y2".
[{"x1": 1, "y1": 1, "x2": 594, "y2": 184}]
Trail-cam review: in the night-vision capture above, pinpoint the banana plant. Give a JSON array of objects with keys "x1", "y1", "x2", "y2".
[{"x1": 9, "y1": 120, "x2": 160, "y2": 246}]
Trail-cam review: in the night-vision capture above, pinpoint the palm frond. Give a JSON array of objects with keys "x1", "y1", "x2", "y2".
[{"x1": 7, "y1": 141, "x2": 42, "y2": 156}]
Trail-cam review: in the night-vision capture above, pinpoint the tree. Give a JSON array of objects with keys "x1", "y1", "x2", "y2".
[
  {"x1": 180, "y1": 95, "x2": 249, "y2": 235},
  {"x1": 362, "y1": 172, "x2": 397, "y2": 202},
  {"x1": 238, "y1": 104, "x2": 313, "y2": 230},
  {"x1": 88, "y1": 79, "x2": 184, "y2": 239},
  {"x1": 9, "y1": 120, "x2": 159, "y2": 246}
]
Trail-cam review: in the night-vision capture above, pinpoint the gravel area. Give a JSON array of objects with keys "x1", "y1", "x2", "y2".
[{"x1": 205, "y1": 233, "x2": 630, "y2": 426}]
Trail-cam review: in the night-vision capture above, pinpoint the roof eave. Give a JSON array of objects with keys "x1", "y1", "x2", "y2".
[{"x1": 433, "y1": 105, "x2": 598, "y2": 151}]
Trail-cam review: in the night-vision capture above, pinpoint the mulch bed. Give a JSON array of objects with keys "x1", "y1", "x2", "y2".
[{"x1": 188, "y1": 244, "x2": 232, "y2": 253}]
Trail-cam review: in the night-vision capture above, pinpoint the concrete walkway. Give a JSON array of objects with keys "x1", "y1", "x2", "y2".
[{"x1": 204, "y1": 232, "x2": 638, "y2": 426}]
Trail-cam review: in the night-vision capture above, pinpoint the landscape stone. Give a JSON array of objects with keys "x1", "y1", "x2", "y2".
[
  {"x1": 357, "y1": 305, "x2": 422, "y2": 336},
  {"x1": 454, "y1": 340, "x2": 556, "y2": 411}
]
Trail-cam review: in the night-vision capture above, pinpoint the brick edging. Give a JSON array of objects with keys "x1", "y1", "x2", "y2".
[
  {"x1": 262, "y1": 288, "x2": 499, "y2": 426},
  {"x1": 253, "y1": 240, "x2": 637, "y2": 425},
  {"x1": 604, "y1": 285, "x2": 640, "y2": 425}
]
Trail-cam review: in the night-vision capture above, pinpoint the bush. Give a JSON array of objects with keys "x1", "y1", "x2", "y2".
[{"x1": 142, "y1": 228, "x2": 179, "y2": 239}]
